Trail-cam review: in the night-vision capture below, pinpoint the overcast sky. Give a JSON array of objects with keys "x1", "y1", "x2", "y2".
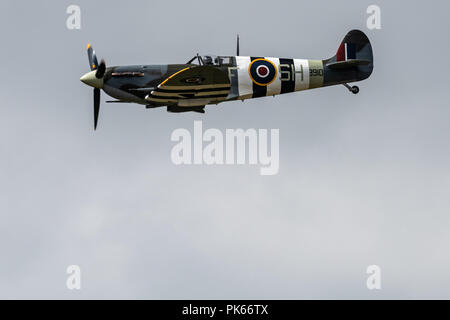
[{"x1": 1, "y1": 0, "x2": 450, "y2": 299}]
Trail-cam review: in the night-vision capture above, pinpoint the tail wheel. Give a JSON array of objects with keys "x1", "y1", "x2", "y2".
[{"x1": 351, "y1": 86, "x2": 360, "y2": 94}]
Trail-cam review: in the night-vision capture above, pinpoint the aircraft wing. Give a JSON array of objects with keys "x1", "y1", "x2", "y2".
[{"x1": 145, "y1": 66, "x2": 231, "y2": 106}]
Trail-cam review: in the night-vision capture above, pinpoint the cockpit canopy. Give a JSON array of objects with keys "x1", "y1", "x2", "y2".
[{"x1": 187, "y1": 55, "x2": 234, "y2": 66}]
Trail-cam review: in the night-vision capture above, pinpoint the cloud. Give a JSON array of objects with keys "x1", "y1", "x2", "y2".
[{"x1": 1, "y1": 0, "x2": 450, "y2": 299}]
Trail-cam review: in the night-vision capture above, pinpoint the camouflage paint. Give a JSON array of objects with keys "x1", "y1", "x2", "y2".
[{"x1": 82, "y1": 30, "x2": 373, "y2": 112}]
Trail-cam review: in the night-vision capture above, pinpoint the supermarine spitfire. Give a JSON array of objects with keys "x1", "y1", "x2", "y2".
[{"x1": 80, "y1": 30, "x2": 373, "y2": 130}]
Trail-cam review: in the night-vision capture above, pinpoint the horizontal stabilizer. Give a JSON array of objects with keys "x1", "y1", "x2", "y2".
[{"x1": 326, "y1": 59, "x2": 371, "y2": 70}]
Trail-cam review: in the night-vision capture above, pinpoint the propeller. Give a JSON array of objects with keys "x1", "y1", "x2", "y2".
[
  {"x1": 96, "y1": 59, "x2": 106, "y2": 79},
  {"x1": 94, "y1": 88, "x2": 100, "y2": 130},
  {"x1": 84, "y1": 44, "x2": 106, "y2": 130},
  {"x1": 87, "y1": 44, "x2": 98, "y2": 71}
]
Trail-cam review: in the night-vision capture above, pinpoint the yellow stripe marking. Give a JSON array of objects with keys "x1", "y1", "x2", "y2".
[{"x1": 158, "y1": 67, "x2": 191, "y2": 87}]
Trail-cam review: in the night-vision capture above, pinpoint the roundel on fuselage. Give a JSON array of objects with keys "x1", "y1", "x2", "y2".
[{"x1": 248, "y1": 59, "x2": 277, "y2": 86}]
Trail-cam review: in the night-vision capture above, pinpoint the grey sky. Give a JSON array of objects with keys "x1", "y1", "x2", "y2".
[{"x1": 1, "y1": 0, "x2": 450, "y2": 299}]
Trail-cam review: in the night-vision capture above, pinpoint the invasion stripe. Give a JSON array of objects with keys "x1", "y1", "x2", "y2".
[
  {"x1": 152, "y1": 90, "x2": 230, "y2": 98},
  {"x1": 251, "y1": 57, "x2": 267, "y2": 98},
  {"x1": 279, "y1": 58, "x2": 295, "y2": 94},
  {"x1": 228, "y1": 57, "x2": 240, "y2": 99},
  {"x1": 148, "y1": 94, "x2": 228, "y2": 100},
  {"x1": 145, "y1": 97, "x2": 227, "y2": 105},
  {"x1": 159, "y1": 84, "x2": 231, "y2": 91},
  {"x1": 145, "y1": 96, "x2": 228, "y2": 104},
  {"x1": 155, "y1": 86, "x2": 231, "y2": 93},
  {"x1": 145, "y1": 96, "x2": 178, "y2": 103}
]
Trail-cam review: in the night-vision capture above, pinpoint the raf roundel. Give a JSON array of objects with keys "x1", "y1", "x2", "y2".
[{"x1": 249, "y1": 59, "x2": 277, "y2": 86}]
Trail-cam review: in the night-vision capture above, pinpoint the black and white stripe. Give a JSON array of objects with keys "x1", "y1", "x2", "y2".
[{"x1": 279, "y1": 58, "x2": 295, "y2": 94}]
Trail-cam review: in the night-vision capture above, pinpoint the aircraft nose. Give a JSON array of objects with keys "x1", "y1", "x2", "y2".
[{"x1": 80, "y1": 70, "x2": 103, "y2": 89}]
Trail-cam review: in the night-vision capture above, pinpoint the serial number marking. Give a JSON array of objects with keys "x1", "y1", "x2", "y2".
[{"x1": 310, "y1": 68, "x2": 323, "y2": 77}]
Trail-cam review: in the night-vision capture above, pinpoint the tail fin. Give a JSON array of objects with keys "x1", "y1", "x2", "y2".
[{"x1": 324, "y1": 30, "x2": 374, "y2": 84}]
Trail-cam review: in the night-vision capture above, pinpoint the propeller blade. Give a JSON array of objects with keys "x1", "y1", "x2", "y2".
[
  {"x1": 87, "y1": 44, "x2": 99, "y2": 71},
  {"x1": 94, "y1": 88, "x2": 100, "y2": 131},
  {"x1": 95, "y1": 59, "x2": 106, "y2": 79}
]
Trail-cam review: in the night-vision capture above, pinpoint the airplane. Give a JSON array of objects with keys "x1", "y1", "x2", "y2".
[{"x1": 80, "y1": 30, "x2": 373, "y2": 130}]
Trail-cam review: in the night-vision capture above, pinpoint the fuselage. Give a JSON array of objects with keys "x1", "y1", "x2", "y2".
[
  {"x1": 96, "y1": 55, "x2": 364, "y2": 108},
  {"x1": 80, "y1": 30, "x2": 373, "y2": 125}
]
